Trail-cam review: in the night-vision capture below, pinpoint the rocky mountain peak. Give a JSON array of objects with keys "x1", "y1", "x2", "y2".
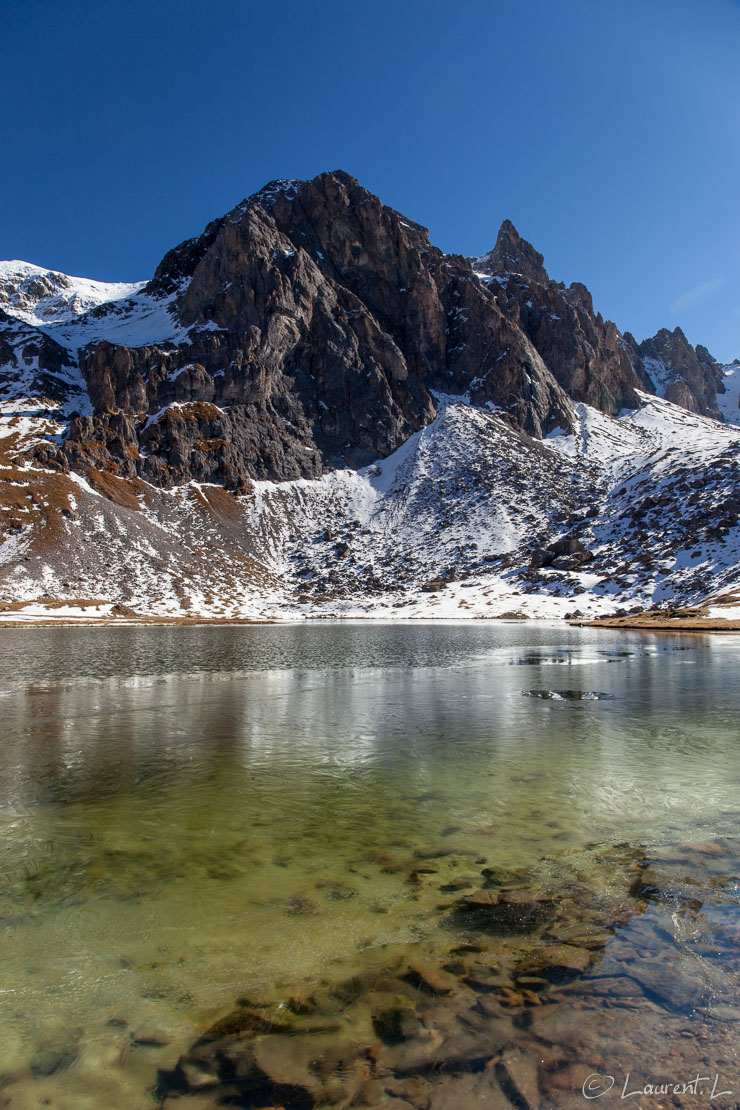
[
  {"x1": 643, "y1": 325, "x2": 688, "y2": 353},
  {"x1": 252, "y1": 177, "x2": 305, "y2": 208},
  {"x1": 475, "y1": 219, "x2": 550, "y2": 286}
]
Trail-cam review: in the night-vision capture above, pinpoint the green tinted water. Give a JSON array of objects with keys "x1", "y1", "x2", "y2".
[{"x1": 0, "y1": 623, "x2": 738, "y2": 1106}]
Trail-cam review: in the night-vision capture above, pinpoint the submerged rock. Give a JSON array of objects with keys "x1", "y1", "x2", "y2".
[
  {"x1": 456, "y1": 887, "x2": 555, "y2": 933},
  {"x1": 403, "y1": 959, "x2": 459, "y2": 996},
  {"x1": 684, "y1": 840, "x2": 731, "y2": 857},
  {"x1": 29, "y1": 1032, "x2": 81, "y2": 1078},
  {"x1": 371, "y1": 998, "x2": 423, "y2": 1044},
  {"x1": 519, "y1": 943, "x2": 592, "y2": 980},
  {"x1": 421, "y1": 1069, "x2": 513, "y2": 1109},
  {"x1": 195, "y1": 1003, "x2": 295, "y2": 1041},
  {"x1": 496, "y1": 1046, "x2": 541, "y2": 1110}
]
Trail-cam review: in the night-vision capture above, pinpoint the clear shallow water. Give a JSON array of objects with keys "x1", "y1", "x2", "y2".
[{"x1": 0, "y1": 622, "x2": 738, "y2": 1106}]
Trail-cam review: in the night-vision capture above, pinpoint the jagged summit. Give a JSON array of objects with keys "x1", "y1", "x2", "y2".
[
  {"x1": 252, "y1": 177, "x2": 305, "y2": 207},
  {"x1": 473, "y1": 220, "x2": 652, "y2": 414},
  {"x1": 475, "y1": 219, "x2": 550, "y2": 285},
  {"x1": 473, "y1": 222, "x2": 726, "y2": 420}
]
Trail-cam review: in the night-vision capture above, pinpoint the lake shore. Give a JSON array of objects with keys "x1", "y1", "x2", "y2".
[
  {"x1": 4, "y1": 584, "x2": 740, "y2": 631},
  {"x1": 576, "y1": 593, "x2": 740, "y2": 632}
]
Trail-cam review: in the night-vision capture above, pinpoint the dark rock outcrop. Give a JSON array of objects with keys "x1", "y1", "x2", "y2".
[{"x1": 529, "y1": 535, "x2": 594, "y2": 571}]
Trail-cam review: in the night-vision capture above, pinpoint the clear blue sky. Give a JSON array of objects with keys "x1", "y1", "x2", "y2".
[{"x1": 2, "y1": 0, "x2": 739, "y2": 360}]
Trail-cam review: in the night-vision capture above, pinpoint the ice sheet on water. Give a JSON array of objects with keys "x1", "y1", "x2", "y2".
[{"x1": 521, "y1": 690, "x2": 615, "y2": 700}]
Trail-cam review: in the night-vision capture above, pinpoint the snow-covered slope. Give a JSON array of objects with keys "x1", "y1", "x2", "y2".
[
  {"x1": 640, "y1": 355, "x2": 672, "y2": 398},
  {"x1": 0, "y1": 259, "x2": 197, "y2": 362},
  {"x1": 719, "y1": 362, "x2": 740, "y2": 426},
  {"x1": 1, "y1": 389, "x2": 739, "y2": 621},
  {"x1": 0, "y1": 260, "x2": 144, "y2": 327},
  {"x1": 37, "y1": 281, "x2": 198, "y2": 352},
  {"x1": 0, "y1": 315, "x2": 91, "y2": 416}
]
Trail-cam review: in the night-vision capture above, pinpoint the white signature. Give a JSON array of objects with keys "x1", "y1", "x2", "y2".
[{"x1": 583, "y1": 1072, "x2": 733, "y2": 1101}]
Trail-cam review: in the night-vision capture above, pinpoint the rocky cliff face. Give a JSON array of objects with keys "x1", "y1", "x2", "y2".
[
  {"x1": 474, "y1": 221, "x2": 653, "y2": 415},
  {"x1": 637, "y1": 326, "x2": 725, "y2": 418}
]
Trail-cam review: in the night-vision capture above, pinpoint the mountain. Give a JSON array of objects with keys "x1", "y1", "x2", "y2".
[
  {"x1": 43, "y1": 172, "x2": 579, "y2": 488},
  {"x1": 0, "y1": 171, "x2": 737, "y2": 622}
]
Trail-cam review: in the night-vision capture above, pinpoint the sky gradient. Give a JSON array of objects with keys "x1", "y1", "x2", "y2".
[{"x1": 2, "y1": 0, "x2": 739, "y2": 360}]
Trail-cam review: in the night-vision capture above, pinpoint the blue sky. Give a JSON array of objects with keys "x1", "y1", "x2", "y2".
[{"x1": 2, "y1": 0, "x2": 739, "y2": 360}]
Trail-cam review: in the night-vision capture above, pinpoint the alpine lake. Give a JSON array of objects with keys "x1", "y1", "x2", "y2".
[{"x1": 0, "y1": 622, "x2": 738, "y2": 1109}]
